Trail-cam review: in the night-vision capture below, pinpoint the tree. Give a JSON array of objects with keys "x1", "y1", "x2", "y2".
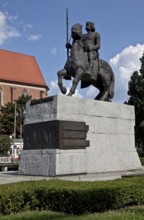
[
  {"x1": 0, "y1": 135, "x2": 11, "y2": 156},
  {"x1": 16, "y1": 94, "x2": 32, "y2": 106},
  {"x1": 126, "y1": 53, "x2": 144, "y2": 151},
  {"x1": 0, "y1": 94, "x2": 31, "y2": 137},
  {"x1": 15, "y1": 94, "x2": 32, "y2": 137},
  {"x1": 0, "y1": 102, "x2": 15, "y2": 135}
]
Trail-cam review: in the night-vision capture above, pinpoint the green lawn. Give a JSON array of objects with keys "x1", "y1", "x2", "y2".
[{"x1": 0, "y1": 206, "x2": 144, "y2": 220}]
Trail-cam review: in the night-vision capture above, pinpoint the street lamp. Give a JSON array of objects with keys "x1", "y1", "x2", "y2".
[
  {"x1": 13, "y1": 102, "x2": 17, "y2": 146},
  {"x1": 12, "y1": 102, "x2": 17, "y2": 161},
  {"x1": 19, "y1": 108, "x2": 22, "y2": 149},
  {"x1": 18, "y1": 107, "x2": 25, "y2": 150},
  {"x1": 13, "y1": 103, "x2": 25, "y2": 158}
]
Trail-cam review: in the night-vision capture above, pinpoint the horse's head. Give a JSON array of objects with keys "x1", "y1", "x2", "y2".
[{"x1": 71, "y1": 23, "x2": 82, "y2": 40}]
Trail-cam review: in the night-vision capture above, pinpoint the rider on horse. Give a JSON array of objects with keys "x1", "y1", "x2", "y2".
[
  {"x1": 66, "y1": 21, "x2": 100, "y2": 81},
  {"x1": 58, "y1": 22, "x2": 115, "y2": 101},
  {"x1": 83, "y1": 21, "x2": 100, "y2": 80}
]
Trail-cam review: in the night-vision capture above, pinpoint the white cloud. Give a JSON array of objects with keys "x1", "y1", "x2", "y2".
[
  {"x1": 51, "y1": 47, "x2": 58, "y2": 55},
  {"x1": 28, "y1": 34, "x2": 42, "y2": 41},
  {"x1": 50, "y1": 44, "x2": 144, "y2": 103},
  {"x1": 0, "y1": 11, "x2": 21, "y2": 45},
  {"x1": 86, "y1": 86, "x2": 97, "y2": 99},
  {"x1": 49, "y1": 80, "x2": 83, "y2": 98},
  {"x1": 110, "y1": 44, "x2": 144, "y2": 103},
  {"x1": 25, "y1": 24, "x2": 33, "y2": 29},
  {"x1": 50, "y1": 47, "x2": 66, "y2": 56},
  {"x1": 48, "y1": 80, "x2": 60, "y2": 96},
  {"x1": 85, "y1": 44, "x2": 144, "y2": 103},
  {"x1": 50, "y1": 80, "x2": 59, "y2": 90}
]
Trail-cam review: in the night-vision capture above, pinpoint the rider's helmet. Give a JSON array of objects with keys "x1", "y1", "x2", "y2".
[{"x1": 85, "y1": 21, "x2": 95, "y2": 32}]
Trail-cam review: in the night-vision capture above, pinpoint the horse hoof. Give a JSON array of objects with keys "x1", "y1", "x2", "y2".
[
  {"x1": 61, "y1": 87, "x2": 67, "y2": 94},
  {"x1": 67, "y1": 92, "x2": 72, "y2": 96}
]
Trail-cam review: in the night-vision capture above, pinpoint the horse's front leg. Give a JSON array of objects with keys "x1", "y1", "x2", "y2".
[
  {"x1": 67, "y1": 67, "x2": 83, "y2": 96},
  {"x1": 57, "y1": 69, "x2": 67, "y2": 94}
]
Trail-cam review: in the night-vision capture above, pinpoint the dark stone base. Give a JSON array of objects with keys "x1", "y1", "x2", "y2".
[{"x1": 24, "y1": 120, "x2": 89, "y2": 150}]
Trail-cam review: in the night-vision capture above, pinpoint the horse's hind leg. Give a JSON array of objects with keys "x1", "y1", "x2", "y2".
[
  {"x1": 96, "y1": 68, "x2": 113, "y2": 101},
  {"x1": 67, "y1": 68, "x2": 83, "y2": 96},
  {"x1": 95, "y1": 89, "x2": 109, "y2": 101},
  {"x1": 108, "y1": 74, "x2": 115, "y2": 101},
  {"x1": 57, "y1": 69, "x2": 67, "y2": 94},
  {"x1": 94, "y1": 83, "x2": 109, "y2": 101}
]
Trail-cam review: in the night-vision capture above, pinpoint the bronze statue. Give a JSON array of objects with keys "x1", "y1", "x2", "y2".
[
  {"x1": 57, "y1": 23, "x2": 115, "y2": 101},
  {"x1": 83, "y1": 21, "x2": 100, "y2": 80}
]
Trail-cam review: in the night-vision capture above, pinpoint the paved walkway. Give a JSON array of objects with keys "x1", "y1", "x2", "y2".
[
  {"x1": 0, "y1": 167, "x2": 144, "y2": 185},
  {"x1": 0, "y1": 171, "x2": 50, "y2": 185}
]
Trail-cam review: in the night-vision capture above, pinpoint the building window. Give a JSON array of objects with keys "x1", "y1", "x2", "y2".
[
  {"x1": 40, "y1": 91, "x2": 44, "y2": 99},
  {"x1": 0, "y1": 89, "x2": 3, "y2": 107},
  {"x1": 22, "y1": 89, "x2": 28, "y2": 97},
  {"x1": 10, "y1": 87, "x2": 16, "y2": 104}
]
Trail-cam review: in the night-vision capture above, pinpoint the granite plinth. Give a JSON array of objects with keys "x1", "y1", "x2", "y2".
[{"x1": 19, "y1": 95, "x2": 142, "y2": 177}]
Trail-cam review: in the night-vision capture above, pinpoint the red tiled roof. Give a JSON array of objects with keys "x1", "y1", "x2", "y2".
[{"x1": 0, "y1": 49, "x2": 48, "y2": 89}]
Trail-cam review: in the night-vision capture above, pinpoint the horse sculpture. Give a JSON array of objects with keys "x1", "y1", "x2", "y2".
[{"x1": 57, "y1": 23, "x2": 115, "y2": 101}]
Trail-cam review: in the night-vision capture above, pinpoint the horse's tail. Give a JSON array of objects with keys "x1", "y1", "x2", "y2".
[
  {"x1": 109, "y1": 71, "x2": 115, "y2": 99},
  {"x1": 100, "y1": 59, "x2": 115, "y2": 100}
]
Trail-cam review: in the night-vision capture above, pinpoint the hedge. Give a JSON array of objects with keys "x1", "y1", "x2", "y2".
[
  {"x1": 0, "y1": 177, "x2": 144, "y2": 214},
  {"x1": 140, "y1": 157, "x2": 144, "y2": 165}
]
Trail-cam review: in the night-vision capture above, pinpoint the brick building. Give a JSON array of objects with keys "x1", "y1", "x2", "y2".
[{"x1": 0, "y1": 49, "x2": 49, "y2": 106}]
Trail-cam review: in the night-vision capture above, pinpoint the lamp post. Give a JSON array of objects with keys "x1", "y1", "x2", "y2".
[
  {"x1": 13, "y1": 103, "x2": 25, "y2": 158},
  {"x1": 13, "y1": 102, "x2": 17, "y2": 160},
  {"x1": 13, "y1": 102, "x2": 17, "y2": 146},
  {"x1": 18, "y1": 107, "x2": 25, "y2": 151},
  {"x1": 19, "y1": 108, "x2": 22, "y2": 149}
]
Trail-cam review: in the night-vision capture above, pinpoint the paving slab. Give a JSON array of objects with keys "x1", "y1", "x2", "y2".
[{"x1": 0, "y1": 168, "x2": 144, "y2": 185}]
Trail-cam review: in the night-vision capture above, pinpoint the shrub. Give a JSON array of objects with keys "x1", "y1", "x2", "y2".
[
  {"x1": 140, "y1": 157, "x2": 144, "y2": 165},
  {"x1": 0, "y1": 178, "x2": 144, "y2": 215},
  {"x1": 0, "y1": 135, "x2": 11, "y2": 156}
]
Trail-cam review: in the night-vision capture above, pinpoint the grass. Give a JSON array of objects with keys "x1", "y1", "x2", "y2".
[{"x1": 0, "y1": 206, "x2": 144, "y2": 220}]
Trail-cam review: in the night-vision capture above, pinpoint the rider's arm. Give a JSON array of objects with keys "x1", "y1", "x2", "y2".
[{"x1": 94, "y1": 32, "x2": 100, "y2": 51}]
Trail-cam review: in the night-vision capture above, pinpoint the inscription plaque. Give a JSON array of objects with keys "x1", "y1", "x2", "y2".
[{"x1": 23, "y1": 120, "x2": 89, "y2": 150}]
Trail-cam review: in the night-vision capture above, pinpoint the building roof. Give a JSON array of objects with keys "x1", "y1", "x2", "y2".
[{"x1": 0, "y1": 49, "x2": 48, "y2": 89}]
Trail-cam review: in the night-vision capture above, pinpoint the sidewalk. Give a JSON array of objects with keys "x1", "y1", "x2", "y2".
[{"x1": 0, "y1": 167, "x2": 144, "y2": 185}]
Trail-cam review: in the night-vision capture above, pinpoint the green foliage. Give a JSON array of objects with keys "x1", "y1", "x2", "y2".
[
  {"x1": 0, "y1": 103, "x2": 15, "y2": 135},
  {"x1": 0, "y1": 95, "x2": 31, "y2": 136},
  {"x1": 140, "y1": 157, "x2": 144, "y2": 165},
  {"x1": 0, "y1": 178, "x2": 144, "y2": 215},
  {"x1": 126, "y1": 53, "x2": 144, "y2": 150},
  {"x1": 16, "y1": 94, "x2": 31, "y2": 135},
  {"x1": 16, "y1": 94, "x2": 32, "y2": 106},
  {"x1": 0, "y1": 135, "x2": 11, "y2": 156}
]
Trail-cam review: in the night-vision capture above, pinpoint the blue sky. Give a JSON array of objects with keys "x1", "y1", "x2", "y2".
[{"x1": 0, "y1": 0, "x2": 144, "y2": 103}]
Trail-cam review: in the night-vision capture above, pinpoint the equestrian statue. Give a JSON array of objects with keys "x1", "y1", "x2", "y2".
[{"x1": 57, "y1": 21, "x2": 115, "y2": 101}]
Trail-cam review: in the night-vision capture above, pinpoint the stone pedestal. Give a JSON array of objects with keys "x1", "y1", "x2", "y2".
[{"x1": 19, "y1": 95, "x2": 142, "y2": 176}]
